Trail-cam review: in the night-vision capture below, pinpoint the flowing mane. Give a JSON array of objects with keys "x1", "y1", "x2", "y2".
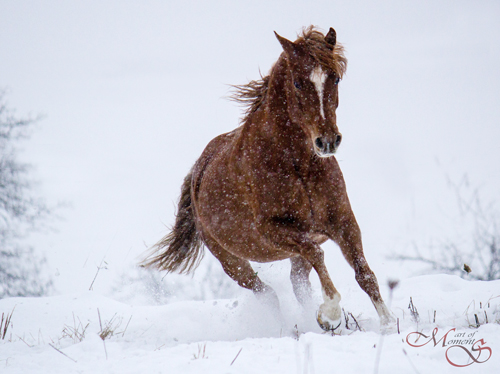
[{"x1": 230, "y1": 26, "x2": 347, "y2": 121}]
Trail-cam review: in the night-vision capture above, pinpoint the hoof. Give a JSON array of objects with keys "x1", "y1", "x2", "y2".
[
  {"x1": 316, "y1": 310, "x2": 341, "y2": 332},
  {"x1": 380, "y1": 315, "x2": 397, "y2": 335},
  {"x1": 380, "y1": 322, "x2": 397, "y2": 335},
  {"x1": 381, "y1": 314, "x2": 396, "y2": 325},
  {"x1": 255, "y1": 285, "x2": 280, "y2": 310}
]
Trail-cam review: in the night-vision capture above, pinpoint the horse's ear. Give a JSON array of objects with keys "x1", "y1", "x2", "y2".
[
  {"x1": 274, "y1": 31, "x2": 296, "y2": 55},
  {"x1": 325, "y1": 28, "x2": 337, "y2": 47}
]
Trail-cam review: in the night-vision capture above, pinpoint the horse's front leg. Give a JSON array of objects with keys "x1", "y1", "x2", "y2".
[
  {"x1": 264, "y1": 226, "x2": 343, "y2": 330},
  {"x1": 330, "y1": 213, "x2": 394, "y2": 327}
]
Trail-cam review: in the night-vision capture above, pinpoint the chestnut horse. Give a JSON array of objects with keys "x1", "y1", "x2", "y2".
[{"x1": 144, "y1": 26, "x2": 393, "y2": 330}]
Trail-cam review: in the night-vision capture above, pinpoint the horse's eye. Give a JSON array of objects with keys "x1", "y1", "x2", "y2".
[
  {"x1": 294, "y1": 81, "x2": 302, "y2": 90},
  {"x1": 334, "y1": 77, "x2": 340, "y2": 85}
]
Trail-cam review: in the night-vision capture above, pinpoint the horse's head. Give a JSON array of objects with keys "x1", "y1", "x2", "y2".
[{"x1": 275, "y1": 28, "x2": 346, "y2": 157}]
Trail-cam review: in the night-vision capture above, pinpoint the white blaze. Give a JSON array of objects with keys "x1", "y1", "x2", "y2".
[{"x1": 309, "y1": 65, "x2": 327, "y2": 120}]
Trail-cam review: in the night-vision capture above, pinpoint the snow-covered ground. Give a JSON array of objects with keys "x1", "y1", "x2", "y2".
[{"x1": 1, "y1": 274, "x2": 499, "y2": 373}]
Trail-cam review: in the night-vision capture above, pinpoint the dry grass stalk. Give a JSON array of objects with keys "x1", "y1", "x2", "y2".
[
  {"x1": 62, "y1": 313, "x2": 89, "y2": 343},
  {"x1": 89, "y1": 259, "x2": 108, "y2": 291},
  {"x1": 193, "y1": 343, "x2": 207, "y2": 359},
  {"x1": 293, "y1": 324, "x2": 300, "y2": 340},
  {"x1": 1, "y1": 307, "x2": 15, "y2": 340},
  {"x1": 120, "y1": 315, "x2": 132, "y2": 337},
  {"x1": 97, "y1": 308, "x2": 123, "y2": 360},
  {"x1": 463, "y1": 298, "x2": 499, "y2": 327},
  {"x1": 48, "y1": 343, "x2": 77, "y2": 363},
  {"x1": 230, "y1": 348, "x2": 242, "y2": 366},
  {"x1": 97, "y1": 310, "x2": 122, "y2": 341},
  {"x1": 473, "y1": 314, "x2": 480, "y2": 328},
  {"x1": 408, "y1": 297, "x2": 420, "y2": 324}
]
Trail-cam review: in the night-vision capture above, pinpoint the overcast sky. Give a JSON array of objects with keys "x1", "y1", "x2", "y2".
[{"x1": 1, "y1": 1, "x2": 499, "y2": 295}]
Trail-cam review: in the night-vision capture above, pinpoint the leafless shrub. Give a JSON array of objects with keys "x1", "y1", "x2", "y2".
[{"x1": 390, "y1": 176, "x2": 500, "y2": 281}]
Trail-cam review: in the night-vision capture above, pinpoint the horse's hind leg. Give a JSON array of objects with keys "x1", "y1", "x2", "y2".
[
  {"x1": 205, "y1": 238, "x2": 279, "y2": 308},
  {"x1": 297, "y1": 243, "x2": 342, "y2": 330},
  {"x1": 290, "y1": 256, "x2": 313, "y2": 305}
]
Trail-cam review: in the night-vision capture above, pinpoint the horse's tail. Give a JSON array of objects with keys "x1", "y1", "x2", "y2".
[{"x1": 141, "y1": 169, "x2": 203, "y2": 274}]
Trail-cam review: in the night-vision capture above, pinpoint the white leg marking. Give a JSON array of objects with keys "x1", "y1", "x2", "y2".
[
  {"x1": 320, "y1": 288, "x2": 341, "y2": 321},
  {"x1": 374, "y1": 300, "x2": 394, "y2": 325},
  {"x1": 309, "y1": 65, "x2": 327, "y2": 120}
]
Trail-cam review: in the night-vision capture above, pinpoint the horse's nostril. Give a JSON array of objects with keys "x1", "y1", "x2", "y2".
[
  {"x1": 335, "y1": 134, "x2": 342, "y2": 147},
  {"x1": 315, "y1": 137, "x2": 324, "y2": 150}
]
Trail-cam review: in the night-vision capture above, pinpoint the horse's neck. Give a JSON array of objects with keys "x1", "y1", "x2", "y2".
[
  {"x1": 265, "y1": 57, "x2": 289, "y2": 126},
  {"x1": 233, "y1": 56, "x2": 313, "y2": 168},
  {"x1": 261, "y1": 60, "x2": 310, "y2": 154}
]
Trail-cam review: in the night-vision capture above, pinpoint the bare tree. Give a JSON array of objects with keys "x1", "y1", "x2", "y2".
[
  {"x1": 0, "y1": 90, "x2": 52, "y2": 298},
  {"x1": 390, "y1": 176, "x2": 500, "y2": 281}
]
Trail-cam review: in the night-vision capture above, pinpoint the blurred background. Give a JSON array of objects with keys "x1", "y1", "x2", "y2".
[{"x1": 1, "y1": 0, "x2": 499, "y2": 302}]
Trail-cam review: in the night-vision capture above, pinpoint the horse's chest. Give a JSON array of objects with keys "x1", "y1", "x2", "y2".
[
  {"x1": 304, "y1": 180, "x2": 331, "y2": 223},
  {"x1": 302, "y1": 164, "x2": 346, "y2": 226}
]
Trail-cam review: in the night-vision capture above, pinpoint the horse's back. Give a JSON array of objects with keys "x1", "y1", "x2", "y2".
[{"x1": 191, "y1": 127, "x2": 241, "y2": 197}]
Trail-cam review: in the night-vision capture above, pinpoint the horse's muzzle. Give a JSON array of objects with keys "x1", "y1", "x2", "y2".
[{"x1": 314, "y1": 134, "x2": 342, "y2": 157}]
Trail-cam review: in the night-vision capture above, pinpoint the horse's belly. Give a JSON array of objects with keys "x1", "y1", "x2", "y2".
[{"x1": 198, "y1": 197, "x2": 285, "y2": 262}]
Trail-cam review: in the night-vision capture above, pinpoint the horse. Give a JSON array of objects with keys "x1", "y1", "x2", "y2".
[{"x1": 143, "y1": 26, "x2": 394, "y2": 331}]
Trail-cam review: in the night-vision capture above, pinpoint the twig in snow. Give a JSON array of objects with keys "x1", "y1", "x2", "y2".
[
  {"x1": 89, "y1": 258, "x2": 108, "y2": 291},
  {"x1": 342, "y1": 308, "x2": 363, "y2": 331},
  {"x1": 230, "y1": 348, "x2": 243, "y2": 366},
  {"x1": 121, "y1": 315, "x2": 133, "y2": 337},
  {"x1": 402, "y1": 348, "x2": 420, "y2": 374},
  {"x1": 17, "y1": 336, "x2": 33, "y2": 348},
  {"x1": 49, "y1": 344, "x2": 77, "y2": 363},
  {"x1": 350, "y1": 312, "x2": 363, "y2": 332},
  {"x1": 343, "y1": 308, "x2": 349, "y2": 329}
]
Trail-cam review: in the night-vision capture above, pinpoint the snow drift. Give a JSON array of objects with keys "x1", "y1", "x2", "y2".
[{"x1": 1, "y1": 274, "x2": 499, "y2": 373}]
